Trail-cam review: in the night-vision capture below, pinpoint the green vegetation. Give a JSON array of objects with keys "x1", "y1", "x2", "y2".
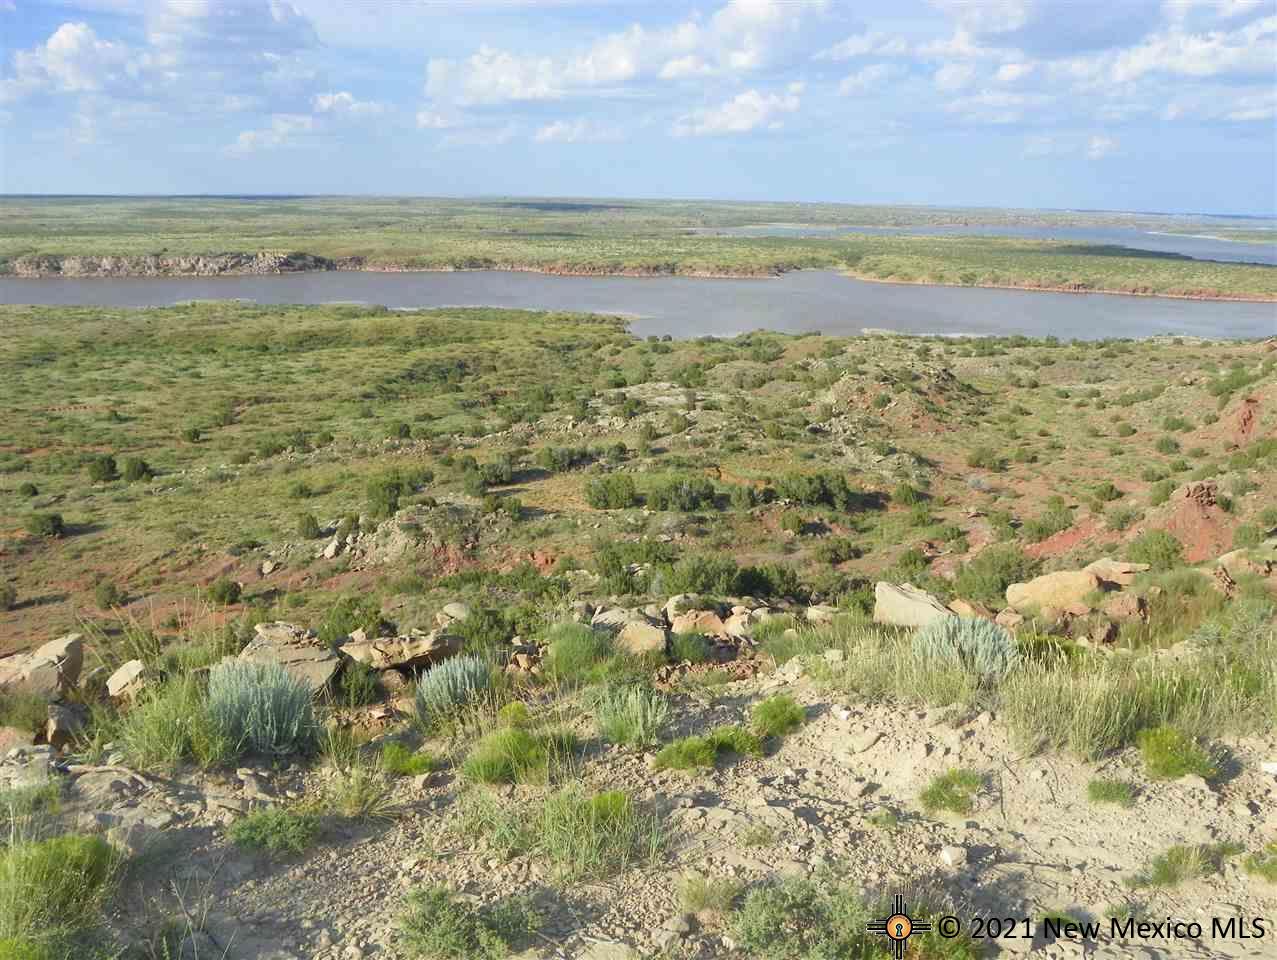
[
  {"x1": 1086, "y1": 779, "x2": 1137, "y2": 808},
  {"x1": 398, "y1": 885, "x2": 540, "y2": 960},
  {"x1": 751, "y1": 694, "x2": 806, "y2": 738},
  {"x1": 594, "y1": 685, "x2": 670, "y2": 748},
  {"x1": 653, "y1": 725, "x2": 763, "y2": 771},
  {"x1": 920, "y1": 769, "x2": 983, "y2": 816},
  {"x1": 1129, "y1": 843, "x2": 1241, "y2": 889},
  {"x1": 1136, "y1": 725, "x2": 1217, "y2": 780},
  {"x1": 229, "y1": 806, "x2": 322, "y2": 856}
]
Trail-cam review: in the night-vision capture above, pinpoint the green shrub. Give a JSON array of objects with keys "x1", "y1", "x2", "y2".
[
  {"x1": 1126, "y1": 530, "x2": 1184, "y2": 571},
  {"x1": 297, "y1": 513, "x2": 321, "y2": 539},
  {"x1": 751, "y1": 695, "x2": 805, "y2": 738},
  {"x1": 1087, "y1": 779, "x2": 1136, "y2": 807},
  {"x1": 1148, "y1": 479, "x2": 1174, "y2": 506},
  {"x1": 414, "y1": 655, "x2": 492, "y2": 725},
  {"x1": 338, "y1": 660, "x2": 381, "y2": 708},
  {"x1": 398, "y1": 885, "x2": 539, "y2": 960},
  {"x1": 966, "y1": 446, "x2": 1006, "y2": 471},
  {"x1": 779, "y1": 510, "x2": 804, "y2": 534},
  {"x1": 206, "y1": 660, "x2": 316, "y2": 758},
  {"x1": 669, "y1": 632, "x2": 712, "y2": 664},
  {"x1": 381, "y1": 742, "x2": 437, "y2": 777},
  {"x1": 920, "y1": 768, "x2": 983, "y2": 816},
  {"x1": 1244, "y1": 843, "x2": 1277, "y2": 883},
  {"x1": 16, "y1": 482, "x2": 37, "y2": 497},
  {"x1": 594, "y1": 686, "x2": 669, "y2": 748},
  {"x1": 24, "y1": 514, "x2": 64, "y2": 538},
  {"x1": 584, "y1": 474, "x2": 638, "y2": 509},
  {"x1": 1232, "y1": 523, "x2": 1264, "y2": 549},
  {"x1": 0, "y1": 834, "x2": 117, "y2": 946},
  {"x1": 536, "y1": 788, "x2": 662, "y2": 880},
  {"x1": 647, "y1": 476, "x2": 716, "y2": 512},
  {"x1": 1137, "y1": 725, "x2": 1216, "y2": 780},
  {"x1": 86, "y1": 455, "x2": 118, "y2": 483},
  {"x1": 92, "y1": 581, "x2": 124, "y2": 610},
  {"x1": 951, "y1": 545, "x2": 1038, "y2": 603},
  {"x1": 0, "y1": 584, "x2": 17, "y2": 612},
  {"x1": 1107, "y1": 505, "x2": 1142, "y2": 531},
  {"x1": 812, "y1": 537, "x2": 858, "y2": 564},
  {"x1": 121, "y1": 457, "x2": 153, "y2": 483},
  {"x1": 1021, "y1": 496, "x2": 1073, "y2": 542},
  {"x1": 1093, "y1": 481, "x2": 1122, "y2": 502},
  {"x1": 542, "y1": 623, "x2": 613, "y2": 685},
  {"x1": 316, "y1": 595, "x2": 389, "y2": 645},
  {"x1": 229, "y1": 806, "x2": 321, "y2": 856},
  {"x1": 118, "y1": 676, "x2": 231, "y2": 770},
  {"x1": 1154, "y1": 436, "x2": 1181, "y2": 455},
  {"x1": 206, "y1": 578, "x2": 242, "y2": 605},
  {"x1": 912, "y1": 617, "x2": 1019, "y2": 685},
  {"x1": 653, "y1": 726, "x2": 762, "y2": 771}
]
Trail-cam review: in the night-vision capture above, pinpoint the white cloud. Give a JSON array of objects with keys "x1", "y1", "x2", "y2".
[
  {"x1": 416, "y1": 108, "x2": 461, "y2": 129},
  {"x1": 313, "y1": 91, "x2": 384, "y2": 115},
  {"x1": 1110, "y1": 15, "x2": 1277, "y2": 81},
  {"x1": 946, "y1": 89, "x2": 1048, "y2": 123},
  {"x1": 1087, "y1": 134, "x2": 1117, "y2": 158},
  {"x1": 933, "y1": 61, "x2": 977, "y2": 91},
  {"x1": 816, "y1": 31, "x2": 909, "y2": 60},
  {"x1": 424, "y1": 0, "x2": 828, "y2": 107},
  {"x1": 2, "y1": 22, "x2": 132, "y2": 100},
  {"x1": 442, "y1": 121, "x2": 519, "y2": 146},
  {"x1": 226, "y1": 112, "x2": 313, "y2": 154},
  {"x1": 995, "y1": 62, "x2": 1035, "y2": 82},
  {"x1": 838, "y1": 63, "x2": 896, "y2": 95},
  {"x1": 533, "y1": 117, "x2": 621, "y2": 142},
  {"x1": 1022, "y1": 134, "x2": 1062, "y2": 157},
  {"x1": 672, "y1": 82, "x2": 802, "y2": 136},
  {"x1": 930, "y1": 0, "x2": 1033, "y2": 35}
]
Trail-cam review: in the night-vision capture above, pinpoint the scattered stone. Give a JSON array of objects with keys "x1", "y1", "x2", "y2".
[
  {"x1": 323, "y1": 536, "x2": 342, "y2": 560},
  {"x1": 938, "y1": 845, "x2": 968, "y2": 868},
  {"x1": 873, "y1": 582, "x2": 952, "y2": 628},
  {"x1": 995, "y1": 608, "x2": 1025, "y2": 631},
  {"x1": 439, "y1": 601, "x2": 472, "y2": 623},
  {"x1": 1005, "y1": 571, "x2": 1100, "y2": 615},
  {"x1": 671, "y1": 609, "x2": 727, "y2": 637},
  {"x1": 239, "y1": 622, "x2": 340, "y2": 695},
  {"x1": 260, "y1": 559, "x2": 278, "y2": 576},
  {"x1": 1101, "y1": 593, "x2": 1147, "y2": 623},
  {"x1": 805, "y1": 604, "x2": 839, "y2": 625},
  {"x1": 849, "y1": 729, "x2": 882, "y2": 754},
  {"x1": 45, "y1": 702, "x2": 85, "y2": 751},
  {"x1": 616, "y1": 620, "x2": 669, "y2": 656},
  {"x1": 341, "y1": 631, "x2": 461, "y2": 671}
]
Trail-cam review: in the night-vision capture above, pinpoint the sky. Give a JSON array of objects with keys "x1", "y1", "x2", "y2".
[{"x1": 1, "y1": 0, "x2": 1275, "y2": 214}]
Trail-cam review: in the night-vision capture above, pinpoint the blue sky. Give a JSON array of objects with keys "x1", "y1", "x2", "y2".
[{"x1": 1, "y1": 0, "x2": 1274, "y2": 213}]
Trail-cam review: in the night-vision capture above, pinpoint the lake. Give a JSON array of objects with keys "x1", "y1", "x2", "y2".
[{"x1": 1, "y1": 270, "x2": 1273, "y2": 340}]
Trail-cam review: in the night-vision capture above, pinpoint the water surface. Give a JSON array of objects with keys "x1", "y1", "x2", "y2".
[{"x1": 1, "y1": 270, "x2": 1273, "y2": 340}]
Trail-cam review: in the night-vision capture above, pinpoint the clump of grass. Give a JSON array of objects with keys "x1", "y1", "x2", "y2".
[
  {"x1": 1129, "y1": 843, "x2": 1241, "y2": 888},
  {"x1": 594, "y1": 685, "x2": 670, "y2": 748},
  {"x1": 1137, "y1": 725, "x2": 1217, "y2": 780},
  {"x1": 732, "y1": 877, "x2": 979, "y2": 960},
  {"x1": 398, "y1": 885, "x2": 541, "y2": 960},
  {"x1": 118, "y1": 676, "x2": 234, "y2": 770},
  {"x1": 338, "y1": 659, "x2": 382, "y2": 709},
  {"x1": 1086, "y1": 779, "x2": 1136, "y2": 807},
  {"x1": 920, "y1": 768, "x2": 983, "y2": 816},
  {"x1": 751, "y1": 694, "x2": 805, "y2": 738},
  {"x1": 541, "y1": 622, "x2": 613, "y2": 684},
  {"x1": 461, "y1": 727, "x2": 576, "y2": 785},
  {"x1": 680, "y1": 874, "x2": 741, "y2": 919},
  {"x1": 866, "y1": 808, "x2": 899, "y2": 831},
  {"x1": 653, "y1": 725, "x2": 763, "y2": 771},
  {"x1": 0, "y1": 833, "x2": 120, "y2": 949},
  {"x1": 0, "y1": 691, "x2": 49, "y2": 737},
  {"x1": 381, "y1": 741, "x2": 437, "y2": 777},
  {"x1": 911, "y1": 616, "x2": 1019, "y2": 686},
  {"x1": 228, "y1": 806, "x2": 322, "y2": 856},
  {"x1": 326, "y1": 762, "x2": 397, "y2": 822},
  {"x1": 669, "y1": 632, "x2": 713, "y2": 664},
  {"x1": 206, "y1": 660, "x2": 316, "y2": 758},
  {"x1": 1243, "y1": 844, "x2": 1277, "y2": 883}
]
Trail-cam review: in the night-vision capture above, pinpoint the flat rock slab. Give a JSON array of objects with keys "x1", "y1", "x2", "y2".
[
  {"x1": 0, "y1": 633, "x2": 84, "y2": 698},
  {"x1": 239, "y1": 622, "x2": 339, "y2": 695},
  {"x1": 873, "y1": 582, "x2": 952, "y2": 628},
  {"x1": 341, "y1": 631, "x2": 461, "y2": 670}
]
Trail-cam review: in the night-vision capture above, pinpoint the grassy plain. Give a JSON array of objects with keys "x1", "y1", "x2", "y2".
[{"x1": 1, "y1": 196, "x2": 1274, "y2": 298}]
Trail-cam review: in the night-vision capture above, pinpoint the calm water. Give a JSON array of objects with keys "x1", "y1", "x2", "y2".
[
  {"x1": 1, "y1": 270, "x2": 1273, "y2": 340},
  {"x1": 694, "y1": 224, "x2": 1277, "y2": 266}
]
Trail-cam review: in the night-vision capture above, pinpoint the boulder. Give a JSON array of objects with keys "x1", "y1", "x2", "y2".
[
  {"x1": 1216, "y1": 547, "x2": 1274, "y2": 581},
  {"x1": 106, "y1": 659, "x2": 147, "y2": 700},
  {"x1": 1005, "y1": 571, "x2": 1100, "y2": 615},
  {"x1": 239, "y1": 622, "x2": 340, "y2": 695},
  {"x1": 322, "y1": 537, "x2": 342, "y2": 560},
  {"x1": 947, "y1": 598, "x2": 996, "y2": 621},
  {"x1": 722, "y1": 609, "x2": 762, "y2": 639},
  {"x1": 1083, "y1": 558, "x2": 1150, "y2": 587},
  {"x1": 0, "y1": 633, "x2": 84, "y2": 699},
  {"x1": 591, "y1": 607, "x2": 659, "y2": 635},
  {"x1": 435, "y1": 601, "x2": 472, "y2": 627},
  {"x1": 1102, "y1": 593, "x2": 1147, "y2": 623},
  {"x1": 567, "y1": 600, "x2": 595, "y2": 623},
  {"x1": 671, "y1": 610, "x2": 726, "y2": 637},
  {"x1": 616, "y1": 621, "x2": 669, "y2": 656},
  {"x1": 872, "y1": 583, "x2": 952, "y2": 628},
  {"x1": 45, "y1": 703, "x2": 85, "y2": 751},
  {"x1": 341, "y1": 631, "x2": 461, "y2": 671},
  {"x1": 664, "y1": 594, "x2": 704, "y2": 620},
  {"x1": 0, "y1": 726, "x2": 35, "y2": 753},
  {"x1": 995, "y1": 608, "x2": 1025, "y2": 631},
  {"x1": 805, "y1": 604, "x2": 839, "y2": 625}
]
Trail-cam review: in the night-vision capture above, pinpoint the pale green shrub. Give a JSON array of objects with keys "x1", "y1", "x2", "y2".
[
  {"x1": 912, "y1": 616, "x2": 1019, "y2": 684},
  {"x1": 206, "y1": 661, "x2": 315, "y2": 758}
]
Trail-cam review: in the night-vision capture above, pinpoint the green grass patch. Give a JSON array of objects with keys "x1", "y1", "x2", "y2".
[
  {"x1": 751, "y1": 694, "x2": 805, "y2": 738},
  {"x1": 228, "y1": 806, "x2": 322, "y2": 856},
  {"x1": 1129, "y1": 843, "x2": 1241, "y2": 888},
  {"x1": 1136, "y1": 725, "x2": 1217, "y2": 780},
  {"x1": 1086, "y1": 779, "x2": 1136, "y2": 808},
  {"x1": 652, "y1": 725, "x2": 763, "y2": 771},
  {"x1": 920, "y1": 769, "x2": 983, "y2": 816}
]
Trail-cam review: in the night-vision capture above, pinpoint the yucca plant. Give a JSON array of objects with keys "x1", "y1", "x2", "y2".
[
  {"x1": 206, "y1": 661, "x2": 316, "y2": 758},
  {"x1": 413, "y1": 654, "x2": 492, "y2": 727},
  {"x1": 912, "y1": 616, "x2": 1019, "y2": 685}
]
